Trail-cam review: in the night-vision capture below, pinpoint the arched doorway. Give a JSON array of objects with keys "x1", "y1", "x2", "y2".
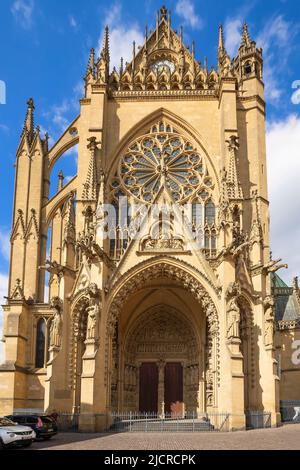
[
  {"x1": 123, "y1": 305, "x2": 200, "y2": 415},
  {"x1": 105, "y1": 259, "x2": 220, "y2": 415}
]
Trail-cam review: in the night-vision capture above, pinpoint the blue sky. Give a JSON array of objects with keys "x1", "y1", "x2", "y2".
[{"x1": 0, "y1": 0, "x2": 300, "y2": 357}]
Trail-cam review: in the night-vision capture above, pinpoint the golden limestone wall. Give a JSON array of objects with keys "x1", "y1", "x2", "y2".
[{"x1": 0, "y1": 8, "x2": 297, "y2": 431}]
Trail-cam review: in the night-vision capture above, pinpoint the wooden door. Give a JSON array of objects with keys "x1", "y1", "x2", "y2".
[
  {"x1": 164, "y1": 363, "x2": 183, "y2": 416},
  {"x1": 139, "y1": 363, "x2": 158, "y2": 413}
]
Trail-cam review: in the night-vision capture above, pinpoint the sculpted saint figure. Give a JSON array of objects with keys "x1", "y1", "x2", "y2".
[
  {"x1": 264, "y1": 296, "x2": 275, "y2": 348},
  {"x1": 227, "y1": 296, "x2": 241, "y2": 340},
  {"x1": 50, "y1": 297, "x2": 63, "y2": 348},
  {"x1": 85, "y1": 283, "x2": 101, "y2": 341}
]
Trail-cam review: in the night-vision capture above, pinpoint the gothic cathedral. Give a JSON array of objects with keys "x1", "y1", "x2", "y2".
[{"x1": 1, "y1": 6, "x2": 299, "y2": 431}]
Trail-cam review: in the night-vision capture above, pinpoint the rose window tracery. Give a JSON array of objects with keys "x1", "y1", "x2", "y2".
[{"x1": 113, "y1": 122, "x2": 213, "y2": 204}]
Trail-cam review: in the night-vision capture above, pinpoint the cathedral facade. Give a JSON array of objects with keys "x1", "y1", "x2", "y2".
[{"x1": 1, "y1": 6, "x2": 299, "y2": 431}]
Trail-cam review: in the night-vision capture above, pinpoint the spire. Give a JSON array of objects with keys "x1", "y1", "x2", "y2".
[
  {"x1": 180, "y1": 26, "x2": 183, "y2": 48},
  {"x1": 218, "y1": 24, "x2": 224, "y2": 51},
  {"x1": 226, "y1": 136, "x2": 243, "y2": 200},
  {"x1": 103, "y1": 25, "x2": 110, "y2": 61},
  {"x1": 241, "y1": 22, "x2": 251, "y2": 48},
  {"x1": 82, "y1": 137, "x2": 99, "y2": 202},
  {"x1": 23, "y1": 98, "x2": 35, "y2": 143},
  {"x1": 96, "y1": 26, "x2": 110, "y2": 84},
  {"x1": 120, "y1": 57, "x2": 124, "y2": 77}
]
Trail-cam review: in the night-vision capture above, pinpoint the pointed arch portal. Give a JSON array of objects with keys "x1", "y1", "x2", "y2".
[{"x1": 105, "y1": 259, "x2": 220, "y2": 414}]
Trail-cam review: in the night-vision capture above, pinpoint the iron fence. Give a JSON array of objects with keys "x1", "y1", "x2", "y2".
[
  {"x1": 280, "y1": 401, "x2": 300, "y2": 423},
  {"x1": 8, "y1": 409, "x2": 273, "y2": 433},
  {"x1": 245, "y1": 411, "x2": 271, "y2": 430}
]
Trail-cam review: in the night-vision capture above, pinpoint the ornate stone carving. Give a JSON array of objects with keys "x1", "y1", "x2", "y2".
[
  {"x1": 262, "y1": 258, "x2": 288, "y2": 275},
  {"x1": 49, "y1": 297, "x2": 63, "y2": 349},
  {"x1": 105, "y1": 262, "x2": 220, "y2": 409},
  {"x1": 85, "y1": 283, "x2": 101, "y2": 341},
  {"x1": 263, "y1": 295, "x2": 275, "y2": 348},
  {"x1": 226, "y1": 282, "x2": 242, "y2": 341},
  {"x1": 10, "y1": 278, "x2": 25, "y2": 301}
]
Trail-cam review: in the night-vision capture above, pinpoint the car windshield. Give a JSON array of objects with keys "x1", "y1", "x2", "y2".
[{"x1": 0, "y1": 418, "x2": 16, "y2": 427}]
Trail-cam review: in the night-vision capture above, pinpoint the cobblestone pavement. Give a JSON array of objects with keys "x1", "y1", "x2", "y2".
[{"x1": 19, "y1": 424, "x2": 300, "y2": 450}]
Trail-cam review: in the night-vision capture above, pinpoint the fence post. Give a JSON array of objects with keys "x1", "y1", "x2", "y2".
[
  {"x1": 192, "y1": 411, "x2": 195, "y2": 433},
  {"x1": 129, "y1": 411, "x2": 132, "y2": 432}
]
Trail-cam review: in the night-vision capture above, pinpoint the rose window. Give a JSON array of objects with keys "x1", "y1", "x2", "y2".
[{"x1": 116, "y1": 125, "x2": 212, "y2": 204}]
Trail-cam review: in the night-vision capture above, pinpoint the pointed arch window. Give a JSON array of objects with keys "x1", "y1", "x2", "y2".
[
  {"x1": 35, "y1": 318, "x2": 46, "y2": 368},
  {"x1": 205, "y1": 201, "x2": 215, "y2": 225}
]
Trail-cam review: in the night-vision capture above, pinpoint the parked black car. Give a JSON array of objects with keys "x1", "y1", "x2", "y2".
[{"x1": 5, "y1": 415, "x2": 58, "y2": 440}]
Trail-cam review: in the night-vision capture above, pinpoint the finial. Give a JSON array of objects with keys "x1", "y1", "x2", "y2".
[
  {"x1": 160, "y1": 5, "x2": 167, "y2": 20},
  {"x1": 120, "y1": 57, "x2": 124, "y2": 76},
  {"x1": 204, "y1": 56, "x2": 207, "y2": 74},
  {"x1": 218, "y1": 24, "x2": 224, "y2": 51},
  {"x1": 180, "y1": 26, "x2": 183, "y2": 48},
  {"x1": 192, "y1": 40, "x2": 195, "y2": 58},
  {"x1": 145, "y1": 25, "x2": 148, "y2": 43}
]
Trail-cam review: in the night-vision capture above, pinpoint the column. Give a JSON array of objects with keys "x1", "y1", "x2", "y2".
[{"x1": 157, "y1": 360, "x2": 165, "y2": 417}]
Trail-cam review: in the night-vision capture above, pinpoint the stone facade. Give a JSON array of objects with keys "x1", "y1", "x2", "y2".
[{"x1": 1, "y1": 6, "x2": 299, "y2": 431}]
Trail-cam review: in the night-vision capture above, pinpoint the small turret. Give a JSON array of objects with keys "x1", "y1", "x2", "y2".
[{"x1": 234, "y1": 22, "x2": 263, "y2": 82}]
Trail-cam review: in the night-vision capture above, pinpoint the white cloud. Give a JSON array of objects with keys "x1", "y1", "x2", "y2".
[
  {"x1": 69, "y1": 15, "x2": 78, "y2": 29},
  {"x1": 0, "y1": 273, "x2": 9, "y2": 365},
  {"x1": 175, "y1": 0, "x2": 203, "y2": 30},
  {"x1": 0, "y1": 229, "x2": 10, "y2": 261},
  {"x1": 256, "y1": 15, "x2": 294, "y2": 103},
  {"x1": 291, "y1": 82, "x2": 300, "y2": 105},
  {"x1": 11, "y1": 0, "x2": 34, "y2": 29},
  {"x1": 224, "y1": 18, "x2": 243, "y2": 57},
  {"x1": 267, "y1": 114, "x2": 300, "y2": 283},
  {"x1": 97, "y1": 3, "x2": 144, "y2": 71}
]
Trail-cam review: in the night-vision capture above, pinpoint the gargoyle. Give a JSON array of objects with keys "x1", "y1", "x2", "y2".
[{"x1": 262, "y1": 258, "x2": 288, "y2": 274}]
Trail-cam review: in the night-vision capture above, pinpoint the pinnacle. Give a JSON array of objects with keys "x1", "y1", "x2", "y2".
[
  {"x1": 218, "y1": 24, "x2": 224, "y2": 51},
  {"x1": 23, "y1": 97, "x2": 35, "y2": 143},
  {"x1": 241, "y1": 22, "x2": 251, "y2": 48}
]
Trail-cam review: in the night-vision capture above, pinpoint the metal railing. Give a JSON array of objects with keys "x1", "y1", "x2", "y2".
[
  {"x1": 107, "y1": 411, "x2": 224, "y2": 433},
  {"x1": 245, "y1": 411, "x2": 271, "y2": 430},
  {"x1": 280, "y1": 401, "x2": 300, "y2": 423},
  {"x1": 8, "y1": 409, "x2": 273, "y2": 433}
]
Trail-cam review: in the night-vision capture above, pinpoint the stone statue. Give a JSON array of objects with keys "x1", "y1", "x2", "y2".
[
  {"x1": 50, "y1": 297, "x2": 63, "y2": 348},
  {"x1": 85, "y1": 283, "x2": 101, "y2": 341},
  {"x1": 264, "y1": 296, "x2": 275, "y2": 348},
  {"x1": 227, "y1": 296, "x2": 241, "y2": 340},
  {"x1": 86, "y1": 304, "x2": 100, "y2": 340}
]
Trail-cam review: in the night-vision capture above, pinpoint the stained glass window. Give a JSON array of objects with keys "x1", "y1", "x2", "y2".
[{"x1": 118, "y1": 128, "x2": 209, "y2": 204}]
